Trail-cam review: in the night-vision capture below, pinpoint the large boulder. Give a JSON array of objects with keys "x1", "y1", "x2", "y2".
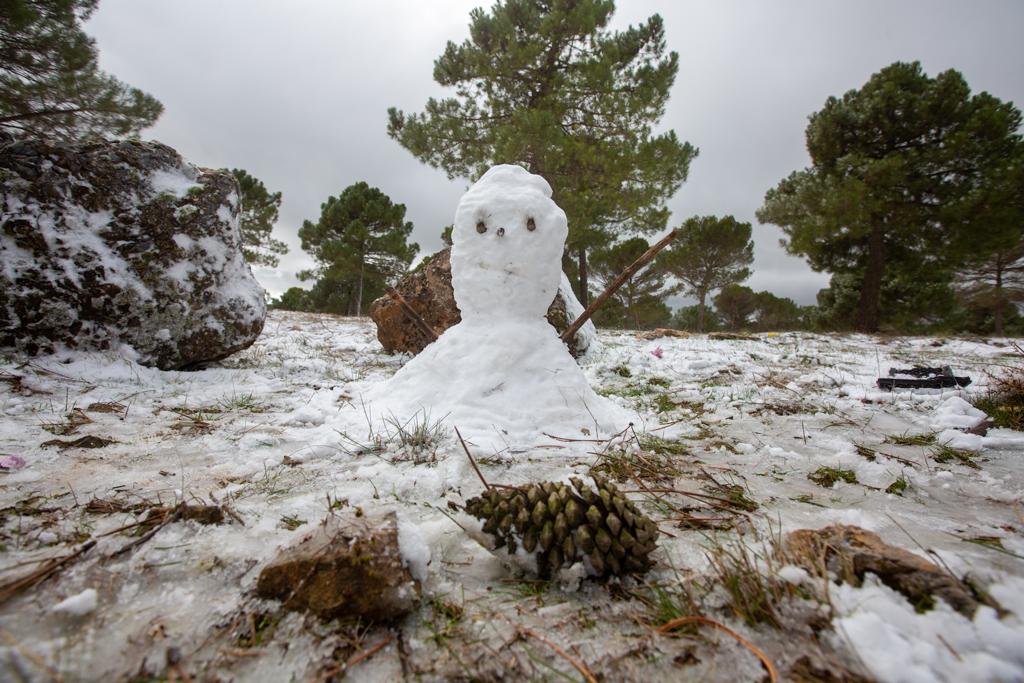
[
  {"x1": 370, "y1": 247, "x2": 596, "y2": 357},
  {"x1": 0, "y1": 134, "x2": 265, "y2": 369}
]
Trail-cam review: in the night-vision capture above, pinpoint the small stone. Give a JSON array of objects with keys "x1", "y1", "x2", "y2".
[
  {"x1": 256, "y1": 511, "x2": 420, "y2": 622},
  {"x1": 786, "y1": 524, "x2": 980, "y2": 617}
]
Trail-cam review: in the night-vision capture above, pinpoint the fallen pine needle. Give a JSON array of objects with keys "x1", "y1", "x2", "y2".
[
  {"x1": 344, "y1": 636, "x2": 394, "y2": 669},
  {"x1": 656, "y1": 615, "x2": 778, "y2": 683},
  {"x1": 319, "y1": 635, "x2": 394, "y2": 681},
  {"x1": 220, "y1": 648, "x2": 265, "y2": 658},
  {"x1": 514, "y1": 624, "x2": 598, "y2": 683}
]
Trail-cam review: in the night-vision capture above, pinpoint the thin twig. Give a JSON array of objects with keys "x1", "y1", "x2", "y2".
[
  {"x1": 109, "y1": 505, "x2": 184, "y2": 558},
  {"x1": 344, "y1": 636, "x2": 394, "y2": 669},
  {"x1": 455, "y1": 426, "x2": 490, "y2": 491},
  {"x1": 656, "y1": 615, "x2": 779, "y2": 683}
]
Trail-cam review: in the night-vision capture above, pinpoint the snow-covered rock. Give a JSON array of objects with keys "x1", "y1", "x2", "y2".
[{"x1": 0, "y1": 134, "x2": 265, "y2": 369}]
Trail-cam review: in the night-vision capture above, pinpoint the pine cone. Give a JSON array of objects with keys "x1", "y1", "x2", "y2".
[{"x1": 464, "y1": 475, "x2": 659, "y2": 579}]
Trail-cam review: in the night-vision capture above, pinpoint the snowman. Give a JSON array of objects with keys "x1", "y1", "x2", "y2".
[{"x1": 367, "y1": 165, "x2": 633, "y2": 453}]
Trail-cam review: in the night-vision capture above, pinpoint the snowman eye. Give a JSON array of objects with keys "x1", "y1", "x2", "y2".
[
  {"x1": 526, "y1": 217, "x2": 536, "y2": 232},
  {"x1": 476, "y1": 221, "x2": 487, "y2": 234}
]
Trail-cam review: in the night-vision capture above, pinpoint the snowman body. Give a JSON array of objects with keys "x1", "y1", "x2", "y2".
[{"x1": 368, "y1": 165, "x2": 632, "y2": 453}]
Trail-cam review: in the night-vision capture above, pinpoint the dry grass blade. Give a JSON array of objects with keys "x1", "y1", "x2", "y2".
[
  {"x1": 87, "y1": 401, "x2": 127, "y2": 414},
  {"x1": 656, "y1": 615, "x2": 779, "y2": 683},
  {"x1": 972, "y1": 345, "x2": 1024, "y2": 430},
  {"x1": 0, "y1": 540, "x2": 96, "y2": 606},
  {"x1": 542, "y1": 432, "x2": 609, "y2": 443}
]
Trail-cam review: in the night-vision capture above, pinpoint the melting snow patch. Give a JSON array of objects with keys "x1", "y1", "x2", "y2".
[
  {"x1": 832, "y1": 578, "x2": 1024, "y2": 683},
  {"x1": 149, "y1": 168, "x2": 200, "y2": 199},
  {"x1": 932, "y1": 396, "x2": 987, "y2": 430},
  {"x1": 397, "y1": 515, "x2": 431, "y2": 582},
  {"x1": 52, "y1": 589, "x2": 98, "y2": 617}
]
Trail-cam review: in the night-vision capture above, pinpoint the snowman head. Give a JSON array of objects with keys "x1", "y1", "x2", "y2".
[{"x1": 450, "y1": 165, "x2": 568, "y2": 321}]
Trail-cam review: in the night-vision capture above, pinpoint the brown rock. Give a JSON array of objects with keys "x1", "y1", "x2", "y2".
[
  {"x1": 786, "y1": 524, "x2": 978, "y2": 616},
  {"x1": 370, "y1": 247, "x2": 592, "y2": 357},
  {"x1": 256, "y1": 511, "x2": 419, "y2": 622},
  {"x1": 370, "y1": 249, "x2": 458, "y2": 356}
]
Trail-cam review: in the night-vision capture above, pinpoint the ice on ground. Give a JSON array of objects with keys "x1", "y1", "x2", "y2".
[{"x1": 364, "y1": 165, "x2": 633, "y2": 452}]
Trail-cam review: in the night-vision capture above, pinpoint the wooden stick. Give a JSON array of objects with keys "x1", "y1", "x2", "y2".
[
  {"x1": 455, "y1": 426, "x2": 491, "y2": 490},
  {"x1": 656, "y1": 615, "x2": 779, "y2": 683},
  {"x1": 560, "y1": 229, "x2": 677, "y2": 342},
  {"x1": 387, "y1": 287, "x2": 438, "y2": 343}
]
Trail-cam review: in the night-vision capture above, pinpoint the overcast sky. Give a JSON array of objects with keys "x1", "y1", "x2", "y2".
[{"x1": 87, "y1": 1, "x2": 1024, "y2": 304}]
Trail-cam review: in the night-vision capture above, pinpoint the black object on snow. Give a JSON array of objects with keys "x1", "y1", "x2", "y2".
[{"x1": 877, "y1": 366, "x2": 971, "y2": 390}]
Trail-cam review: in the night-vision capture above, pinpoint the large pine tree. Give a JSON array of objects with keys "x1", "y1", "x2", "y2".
[
  {"x1": 387, "y1": 0, "x2": 696, "y2": 306},
  {"x1": 713, "y1": 284, "x2": 758, "y2": 331},
  {"x1": 662, "y1": 215, "x2": 754, "y2": 332},
  {"x1": 230, "y1": 169, "x2": 289, "y2": 268},
  {"x1": 757, "y1": 62, "x2": 1022, "y2": 333},
  {"x1": 0, "y1": 0, "x2": 162, "y2": 139},
  {"x1": 298, "y1": 182, "x2": 419, "y2": 317}
]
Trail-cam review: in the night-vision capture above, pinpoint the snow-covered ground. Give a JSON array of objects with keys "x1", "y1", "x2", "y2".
[{"x1": 2, "y1": 311, "x2": 1023, "y2": 682}]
